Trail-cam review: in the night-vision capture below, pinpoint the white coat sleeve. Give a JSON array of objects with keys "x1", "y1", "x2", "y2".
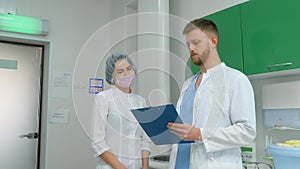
[
  {"x1": 91, "y1": 93, "x2": 110, "y2": 157},
  {"x1": 140, "y1": 98, "x2": 152, "y2": 153},
  {"x1": 202, "y1": 74, "x2": 256, "y2": 152}
]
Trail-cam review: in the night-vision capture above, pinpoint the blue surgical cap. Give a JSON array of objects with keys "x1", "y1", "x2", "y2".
[{"x1": 105, "y1": 53, "x2": 137, "y2": 85}]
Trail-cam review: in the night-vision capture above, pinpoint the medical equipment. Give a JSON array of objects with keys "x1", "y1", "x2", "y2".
[{"x1": 242, "y1": 161, "x2": 272, "y2": 169}]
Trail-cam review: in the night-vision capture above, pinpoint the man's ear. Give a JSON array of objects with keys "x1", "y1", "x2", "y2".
[{"x1": 211, "y1": 36, "x2": 218, "y2": 48}]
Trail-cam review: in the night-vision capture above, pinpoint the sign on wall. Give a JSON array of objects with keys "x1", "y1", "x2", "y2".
[{"x1": 89, "y1": 78, "x2": 103, "y2": 94}]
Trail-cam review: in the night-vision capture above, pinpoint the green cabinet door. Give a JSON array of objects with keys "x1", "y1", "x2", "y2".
[
  {"x1": 241, "y1": 0, "x2": 300, "y2": 75},
  {"x1": 190, "y1": 5, "x2": 244, "y2": 75},
  {"x1": 206, "y1": 5, "x2": 244, "y2": 72}
]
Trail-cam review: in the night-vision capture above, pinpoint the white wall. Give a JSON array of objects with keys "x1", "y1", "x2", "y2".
[
  {"x1": 169, "y1": 0, "x2": 249, "y2": 21},
  {"x1": 0, "y1": 0, "x2": 132, "y2": 169}
]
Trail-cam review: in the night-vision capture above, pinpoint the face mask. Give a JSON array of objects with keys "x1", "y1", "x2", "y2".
[{"x1": 115, "y1": 71, "x2": 136, "y2": 88}]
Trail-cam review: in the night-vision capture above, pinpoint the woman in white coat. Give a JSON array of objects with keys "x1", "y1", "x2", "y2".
[
  {"x1": 167, "y1": 18, "x2": 256, "y2": 169},
  {"x1": 91, "y1": 53, "x2": 150, "y2": 169}
]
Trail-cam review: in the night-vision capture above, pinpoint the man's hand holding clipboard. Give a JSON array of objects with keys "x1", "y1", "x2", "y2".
[{"x1": 131, "y1": 104, "x2": 194, "y2": 145}]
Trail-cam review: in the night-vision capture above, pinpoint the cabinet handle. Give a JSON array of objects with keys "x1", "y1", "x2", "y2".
[{"x1": 267, "y1": 62, "x2": 292, "y2": 68}]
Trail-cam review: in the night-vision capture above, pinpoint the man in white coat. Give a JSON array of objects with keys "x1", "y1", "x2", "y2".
[{"x1": 167, "y1": 18, "x2": 256, "y2": 169}]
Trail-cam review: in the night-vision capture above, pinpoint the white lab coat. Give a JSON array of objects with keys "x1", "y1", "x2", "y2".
[
  {"x1": 169, "y1": 63, "x2": 256, "y2": 169},
  {"x1": 91, "y1": 86, "x2": 151, "y2": 169}
]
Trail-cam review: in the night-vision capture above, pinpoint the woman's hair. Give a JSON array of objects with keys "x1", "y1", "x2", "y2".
[{"x1": 105, "y1": 53, "x2": 137, "y2": 84}]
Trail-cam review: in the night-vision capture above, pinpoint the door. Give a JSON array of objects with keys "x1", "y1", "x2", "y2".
[{"x1": 0, "y1": 41, "x2": 43, "y2": 169}]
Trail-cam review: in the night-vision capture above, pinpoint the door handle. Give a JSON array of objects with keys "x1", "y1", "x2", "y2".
[{"x1": 19, "y1": 132, "x2": 39, "y2": 139}]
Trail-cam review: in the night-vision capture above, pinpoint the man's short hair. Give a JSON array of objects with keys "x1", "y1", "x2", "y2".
[{"x1": 183, "y1": 18, "x2": 219, "y2": 38}]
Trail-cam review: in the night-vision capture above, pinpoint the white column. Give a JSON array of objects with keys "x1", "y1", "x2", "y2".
[{"x1": 136, "y1": 0, "x2": 170, "y2": 106}]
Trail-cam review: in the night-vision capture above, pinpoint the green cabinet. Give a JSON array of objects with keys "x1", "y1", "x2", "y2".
[
  {"x1": 206, "y1": 5, "x2": 244, "y2": 72},
  {"x1": 191, "y1": 1, "x2": 300, "y2": 75},
  {"x1": 241, "y1": 0, "x2": 300, "y2": 74},
  {"x1": 190, "y1": 5, "x2": 244, "y2": 75}
]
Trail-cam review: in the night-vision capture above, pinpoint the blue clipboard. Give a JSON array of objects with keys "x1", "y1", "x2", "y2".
[{"x1": 131, "y1": 104, "x2": 194, "y2": 145}]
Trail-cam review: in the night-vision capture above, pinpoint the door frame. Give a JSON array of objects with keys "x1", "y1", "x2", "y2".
[{"x1": 0, "y1": 35, "x2": 50, "y2": 169}]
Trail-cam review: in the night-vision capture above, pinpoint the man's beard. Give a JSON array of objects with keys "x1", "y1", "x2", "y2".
[{"x1": 191, "y1": 46, "x2": 210, "y2": 66}]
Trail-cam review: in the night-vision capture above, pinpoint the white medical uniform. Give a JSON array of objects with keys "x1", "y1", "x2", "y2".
[
  {"x1": 92, "y1": 86, "x2": 151, "y2": 169},
  {"x1": 169, "y1": 63, "x2": 256, "y2": 169}
]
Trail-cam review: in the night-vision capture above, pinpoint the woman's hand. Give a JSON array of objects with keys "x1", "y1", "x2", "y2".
[
  {"x1": 142, "y1": 166, "x2": 149, "y2": 169},
  {"x1": 100, "y1": 151, "x2": 127, "y2": 169},
  {"x1": 167, "y1": 122, "x2": 202, "y2": 141},
  {"x1": 141, "y1": 150, "x2": 149, "y2": 169}
]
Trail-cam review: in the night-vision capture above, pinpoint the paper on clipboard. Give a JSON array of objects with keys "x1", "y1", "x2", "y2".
[{"x1": 131, "y1": 104, "x2": 194, "y2": 145}]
